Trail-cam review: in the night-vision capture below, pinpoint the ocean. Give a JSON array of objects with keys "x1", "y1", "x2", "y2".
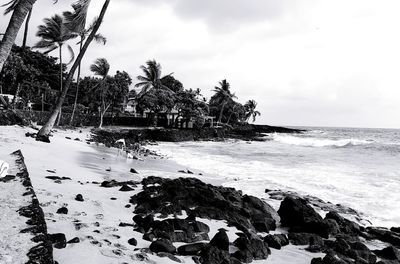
[{"x1": 150, "y1": 127, "x2": 400, "y2": 228}]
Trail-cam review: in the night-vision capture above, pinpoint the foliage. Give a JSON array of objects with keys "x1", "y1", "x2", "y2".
[
  {"x1": 0, "y1": 45, "x2": 60, "y2": 106},
  {"x1": 244, "y1": 99, "x2": 261, "y2": 122}
]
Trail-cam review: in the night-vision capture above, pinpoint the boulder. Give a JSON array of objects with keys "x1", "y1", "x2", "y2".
[
  {"x1": 199, "y1": 245, "x2": 231, "y2": 264},
  {"x1": 374, "y1": 246, "x2": 400, "y2": 261},
  {"x1": 288, "y1": 233, "x2": 322, "y2": 246},
  {"x1": 128, "y1": 238, "x2": 137, "y2": 246},
  {"x1": 149, "y1": 239, "x2": 176, "y2": 254},
  {"x1": 264, "y1": 234, "x2": 289, "y2": 249},
  {"x1": 278, "y1": 197, "x2": 329, "y2": 238},
  {"x1": 177, "y1": 242, "x2": 207, "y2": 256},
  {"x1": 50, "y1": 233, "x2": 67, "y2": 249},
  {"x1": 75, "y1": 194, "x2": 84, "y2": 202},
  {"x1": 210, "y1": 229, "x2": 229, "y2": 251},
  {"x1": 56, "y1": 207, "x2": 68, "y2": 214}
]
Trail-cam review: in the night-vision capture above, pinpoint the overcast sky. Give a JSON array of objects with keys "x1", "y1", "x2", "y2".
[{"x1": 1, "y1": 0, "x2": 400, "y2": 128}]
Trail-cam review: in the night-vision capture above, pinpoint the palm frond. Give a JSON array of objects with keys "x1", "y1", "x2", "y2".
[{"x1": 66, "y1": 44, "x2": 75, "y2": 65}]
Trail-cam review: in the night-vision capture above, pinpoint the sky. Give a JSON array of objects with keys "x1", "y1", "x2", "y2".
[{"x1": 1, "y1": 0, "x2": 400, "y2": 128}]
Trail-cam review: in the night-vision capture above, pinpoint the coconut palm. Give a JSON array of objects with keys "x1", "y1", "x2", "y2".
[
  {"x1": 244, "y1": 99, "x2": 261, "y2": 123},
  {"x1": 135, "y1": 60, "x2": 171, "y2": 98},
  {"x1": 37, "y1": 0, "x2": 110, "y2": 138},
  {"x1": 65, "y1": 1, "x2": 107, "y2": 125},
  {"x1": 213, "y1": 79, "x2": 237, "y2": 124},
  {"x1": 35, "y1": 14, "x2": 76, "y2": 92},
  {"x1": 90, "y1": 58, "x2": 110, "y2": 128},
  {"x1": 0, "y1": 0, "x2": 37, "y2": 73}
]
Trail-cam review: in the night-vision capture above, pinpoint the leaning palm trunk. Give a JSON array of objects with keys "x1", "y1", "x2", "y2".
[
  {"x1": 22, "y1": 7, "x2": 32, "y2": 48},
  {"x1": 217, "y1": 101, "x2": 227, "y2": 124},
  {"x1": 56, "y1": 45, "x2": 64, "y2": 126},
  {"x1": 0, "y1": 0, "x2": 36, "y2": 71},
  {"x1": 69, "y1": 41, "x2": 83, "y2": 125},
  {"x1": 38, "y1": 0, "x2": 110, "y2": 138}
]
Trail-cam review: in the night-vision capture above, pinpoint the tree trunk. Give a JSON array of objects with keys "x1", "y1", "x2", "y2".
[
  {"x1": 0, "y1": 0, "x2": 36, "y2": 106},
  {"x1": 56, "y1": 45, "x2": 63, "y2": 126},
  {"x1": 38, "y1": 0, "x2": 110, "y2": 137},
  {"x1": 69, "y1": 40, "x2": 83, "y2": 126},
  {"x1": 0, "y1": 0, "x2": 36, "y2": 71},
  {"x1": 218, "y1": 101, "x2": 226, "y2": 124},
  {"x1": 22, "y1": 7, "x2": 32, "y2": 48}
]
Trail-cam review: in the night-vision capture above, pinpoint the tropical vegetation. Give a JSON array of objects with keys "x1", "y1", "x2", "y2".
[{"x1": 0, "y1": 0, "x2": 262, "y2": 136}]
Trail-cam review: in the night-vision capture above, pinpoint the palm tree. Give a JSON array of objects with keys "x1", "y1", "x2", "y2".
[
  {"x1": 0, "y1": 0, "x2": 37, "y2": 73},
  {"x1": 37, "y1": 0, "x2": 110, "y2": 139},
  {"x1": 213, "y1": 79, "x2": 237, "y2": 124},
  {"x1": 135, "y1": 60, "x2": 171, "y2": 98},
  {"x1": 35, "y1": 14, "x2": 76, "y2": 92},
  {"x1": 35, "y1": 14, "x2": 76, "y2": 126},
  {"x1": 244, "y1": 99, "x2": 261, "y2": 123},
  {"x1": 65, "y1": 1, "x2": 107, "y2": 125},
  {"x1": 90, "y1": 58, "x2": 110, "y2": 128}
]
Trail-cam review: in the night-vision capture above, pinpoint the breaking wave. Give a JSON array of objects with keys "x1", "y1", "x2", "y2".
[{"x1": 270, "y1": 134, "x2": 373, "y2": 148}]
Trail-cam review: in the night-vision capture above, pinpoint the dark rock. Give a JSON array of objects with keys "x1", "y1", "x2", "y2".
[
  {"x1": 177, "y1": 242, "x2": 207, "y2": 256},
  {"x1": 374, "y1": 246, "x2": 400, "y2": 260},
  {"x1": 130, "y1": 168, "x2": 139, "y2": 174},
  {"x1": 119, "y1": 222, "x2": 134, "y2": 227},
  {"x1": 0, "y1": 175, "x2": 16, "y2": 182},
  {"x1": 233, "y1": 233, "x2": 269, "y2": 261},
  {"x1": 110, "y1": 197, "x2": 117, "y2": 200},
  {"x1": 119, "y1": 184, "x2": 134, "y2": 192},
  {"x1": 306, "y1": 235, "x2": 325, "y2": 253},
  {"x1": 288, "y1": 233, "x2": 321, "y2": 246},
  {"x1": 50, "y1": 233, "x2": 67, "y2": 249},
  {"x1": 131, "y1": 177, "x2": 277, "y2": 234},
  {"x1": 325, "y1": 211, "x2": 360, "y2": 236},
  {"x1": 210, "y1": 229, "x2": 229, "y2": 251},
  {"x1": 278, "y1": 196, "x2": 329, "y2": 238},
  {"x1": 149, "y1": 238, "x2": 176, "y2": 254},
  {"x1": 125, "y1": 204, "x2": 131, "y2": 208},
  {"x1": 56, "y1": 207, "x2": 68, "y2": 214},
  {"x1": 67, "y1": 237, "x2": 80, "y2": 244},
  {"x1": 199, "y1": 245, "x2": 231, "y2": 264},
  {"x1": 391, "y1": 227, "x2": 400, "y2": 234},
  {"x1": 264, "y1": 234, "x2": 289, "y2": 249},
  {"x1": 128, "y1": 238, "x2": 137, "y2": 246},
  {"x1": 75, "y1": 194, "x2": 84, "y2": 202}
]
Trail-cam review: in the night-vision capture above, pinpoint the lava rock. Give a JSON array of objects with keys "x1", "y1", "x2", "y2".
[
  {"x1": 56, "y1": 207, "x2": 68, "y2": 214},
  {"x1": 50, "y1": 233, "x2": 67, "y2": 249},
  {"x1": 199, "y1": 245, "x2": 231, "y2": 264},
  {"x1": 288, "y1": 233, "x2": 321, "y2": 246},
  {"x1": 149, "y1": 239, "x2": 176, "y2": 254},
  {"x1": 128, "y1": 238, "x2": 138, "y2": 246},
  {"x1": 278, "y1": 196, "x2": 329, "y2": 238},
  {"x1": 130, "y1": 168, "x2": 139, "y2": 174},
  {"x1": 177, "y1": 242, "x2": 207, "y2": 256},
  {"x1": 75, "y1": 194, "x2": 84, "y2": 202},
  {"x1": 374, "y1": 246, "x2": 400, "y2": 260},
  {"x1": 264, "y1": 234, "x2": 289, "y2": 250},
  {"x1": 119, "y1": 184, "x2": 134, "y2": 192},
  {"x1": 67, "y1": 237, "x2": 80, "y2": 244},
  {"x1": 210, "y1": 229, "x2": 229, "y2": 251}
]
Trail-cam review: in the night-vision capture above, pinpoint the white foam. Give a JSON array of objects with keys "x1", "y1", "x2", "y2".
[
  {"x1": 0, "y1": 161, "x2": 9, "y2": 177},
  {"x1": 270, "y1": 133, "x2": 372, "y2": 147}
]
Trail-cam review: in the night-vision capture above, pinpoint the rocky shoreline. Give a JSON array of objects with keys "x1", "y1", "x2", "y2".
[{"x1": 106, "y1": 176, "x2": 400, "y2": 264}]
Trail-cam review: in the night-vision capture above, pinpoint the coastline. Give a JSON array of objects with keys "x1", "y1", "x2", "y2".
[{"x1": 0, "y1": 125, "x2": 399, "y2": 264}]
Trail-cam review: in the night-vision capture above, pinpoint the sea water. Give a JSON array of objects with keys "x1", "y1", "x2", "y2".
[{"x1": 150, "y1": 127, "x2": 400, "y2": 228}]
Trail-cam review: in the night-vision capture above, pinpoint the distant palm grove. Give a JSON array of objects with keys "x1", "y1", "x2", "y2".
[{"x1": 0, "y1": 0, "x2": 260, "y2": 133}]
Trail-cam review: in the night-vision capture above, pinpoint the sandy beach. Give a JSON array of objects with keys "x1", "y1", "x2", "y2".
[{"x1": 0, "y1": 125, "x2": 328, "y2": 263}]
